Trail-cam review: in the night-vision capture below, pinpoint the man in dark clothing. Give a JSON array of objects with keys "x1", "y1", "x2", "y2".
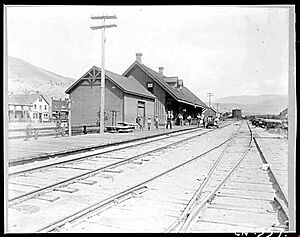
[
  {"x1": 166, "y1": 111, "x2": 173, "y2": 129},
  {"x1": 82, "y1": 125, "x2": 87, "y2": 134}
]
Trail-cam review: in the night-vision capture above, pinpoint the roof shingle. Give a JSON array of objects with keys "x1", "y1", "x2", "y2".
[
  {"x1": 66, "y1": 66, "x2": 156, "y2": 100},
  {"x1": 130, "y1": 62, "x2": 208, "y2": 108},
  {"x1": 96, "y1": 67, "x2": 155, "y2": 99}
]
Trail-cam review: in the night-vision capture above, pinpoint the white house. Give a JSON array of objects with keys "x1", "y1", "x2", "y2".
[{"x1": 8, "y1": 92, "x2": 50, "y2": 122}]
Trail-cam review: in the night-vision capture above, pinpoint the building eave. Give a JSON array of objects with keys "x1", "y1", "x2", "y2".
[{"x1": 177, "y1": 99, "x2": 207, "y2": 109}]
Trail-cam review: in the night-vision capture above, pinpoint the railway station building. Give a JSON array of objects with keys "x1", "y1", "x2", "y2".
[
  {"x1": 65, "y1": 66, "x2": 155, "y2": 127},
  {"x1": 123, "y1": 53, "x2": 208, "y2": 124}
]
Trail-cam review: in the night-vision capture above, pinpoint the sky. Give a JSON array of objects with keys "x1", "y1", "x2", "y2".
[{"x1": 6, "y1": 5, "x2": 290, "y2": 100}]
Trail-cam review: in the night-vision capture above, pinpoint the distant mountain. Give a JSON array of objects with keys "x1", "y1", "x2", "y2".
[
  {"x1": 7, "y1": 56, "x2": 75, "y2": 102},
  {"x1": 212, "y1": 94, "x2": 288, "y2": 115}
]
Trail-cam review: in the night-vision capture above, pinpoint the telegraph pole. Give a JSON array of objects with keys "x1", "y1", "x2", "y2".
[
  {"x1": 90, "y1": 14, "x2": 117, "y2": 134},
  {"x1": 68, "y1": 98, "x2": 72, "y2": 137},
  {"x1": 206, "y1": 92, "x2": 214, "y2": 116}
]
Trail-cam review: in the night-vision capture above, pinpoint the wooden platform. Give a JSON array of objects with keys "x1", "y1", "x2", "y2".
[{"x1": 6, "y1": 125, "x2": 202, "y2": 164}]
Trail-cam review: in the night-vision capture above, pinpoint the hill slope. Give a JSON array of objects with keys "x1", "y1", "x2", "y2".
[
  {"x1": 7, "y1": 56, "x2": 75, "y2": 102},
  {"x1": 212, "y1": 94, "x2": 288, "y2": 115}
]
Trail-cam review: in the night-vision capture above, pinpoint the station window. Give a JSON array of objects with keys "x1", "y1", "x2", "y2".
[
  {"x1": 34, "y1": 104, "x2": 37, "y2": 110},
  {"x1": 147, "y1": 82, "x2": 154, "y2": 93},
  {"x1": 45, "y1": 105, "x2": 47, "y2": 110}
]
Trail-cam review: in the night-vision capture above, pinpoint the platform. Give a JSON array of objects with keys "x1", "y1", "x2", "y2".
[{"x1": 6, "y1": 125, "x2": 202, "y2": 165}]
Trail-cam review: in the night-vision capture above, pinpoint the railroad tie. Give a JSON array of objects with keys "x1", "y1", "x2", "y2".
[
  {"x1": 35, "y1": 194, "x2": 60, "y2": 202},
  {"x1": 54, "y1": 187, "x2": 79, "y2": 193},
  {"x1": 78, "y1": 179, "x2": 97, "y2": 185}
]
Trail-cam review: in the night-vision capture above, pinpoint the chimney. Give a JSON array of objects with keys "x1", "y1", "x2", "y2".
[
  {"x1": 158, "y1": 67, "x2": 164, "y2": 76},
  {"x1": 136, "y1": 53, "x2": 142, "y2": 64},
  {"x1": 177, "y1": 79, "x2": 183, "y2": 90}
]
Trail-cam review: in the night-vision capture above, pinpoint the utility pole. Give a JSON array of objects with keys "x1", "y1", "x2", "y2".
[
  {"x1": 206, "y1": 92, "x2": 214, "y2": 117},
  {"x1": 68, "y1": 98, "x2": 72, "y2": 137},
  {"x1": 90, "y1": 14, "x2": 117, "y2": 134}
]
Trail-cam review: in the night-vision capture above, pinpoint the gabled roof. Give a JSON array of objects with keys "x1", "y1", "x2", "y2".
[
  {"x1": 205, "y1": 107, "x2": 217, "y2": 113},
  {"x1": 65, "y1": 66, "x2": 155, "y2": 100},
  {"x1": 123, "y1": 61, "x2": 208, "y2": 108},
  {"x1": 8, "y1": 93, "x2": 49, "y2": 105}
]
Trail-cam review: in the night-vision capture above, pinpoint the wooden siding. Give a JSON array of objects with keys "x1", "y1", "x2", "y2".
[
  {"x1": 70, "y1": 79, "x2": 124, "y2": 126},
  {"x1": 124, "y1": 94, "x2": 155, "y2": 125},
  {"x1": 124, "y1": 65, "x2": 167, "y2": 123}
]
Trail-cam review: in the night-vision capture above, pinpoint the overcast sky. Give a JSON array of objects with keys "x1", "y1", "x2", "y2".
[{"x1": 6, "y1": 5, "x2": 290, "y2": 100}]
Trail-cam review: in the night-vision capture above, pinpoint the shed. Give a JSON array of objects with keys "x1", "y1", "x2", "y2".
[{"x1": 203, "y1": 107, "x2": 217, "y2": 118}]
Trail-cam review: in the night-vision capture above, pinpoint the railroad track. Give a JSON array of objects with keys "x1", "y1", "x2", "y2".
[
  {"x1": 9, "y1": 121, "x2": 239, "y2": 232},
  {"x1": 50, "y1": 120, "x2": 287, "y2": 233},
  {"x1": 8, "y1": 120, "x2": 288, "y2": 233},
  {"x1": 48, "y1": 121, "x2": 248, "y2": 233},
  {"x1": 167, "y1": 121, "x2": 289, "y2": 233},
  {"x1": 9, "y1": 125, "x2": 222, "y2": 177},
  {"x1": 8, "y1": 122, "x2": 234, "y2": 205}
]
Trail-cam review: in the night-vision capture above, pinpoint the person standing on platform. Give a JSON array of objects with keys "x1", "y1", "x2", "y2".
[
  {"x1": 56, "y1": 120, "x2": 61, "y2": 137},
  {"x1": 214, "y1": 116, "x2": 219, "y2": 128},
  {"x1": 196, "y1": 113, "x2": 201, "y2": 127},
  {"x1": 178, "y1": 113, "x2": 183, "y2": 126},
  {"x1": 187, "y1": 115, "x2": 192, "y2": 125},
  {"x1": 147, "y1": 116, "x2": 152, "y2": 130},
  {"x1": 154, "y1": 115, "x2": 159, "y2": 130},
  {"x1": 203, "y1": 116, "x2": 207, "y2": 129},
  {"x1": 166, "y1": 111, "x2": 173, "y2": 129},
  {"x1": 82, "y1": 124, "x2": 87, "y2": 134},
  {"x1": 136, "y1": 115, "x2": 143, "y2": 131},
  {"x1": 62, "y1": 123, "x2": 66, "y2": 136},
  {"x1": 201, "y1": 114, "x2": 205, "y2": 128}
]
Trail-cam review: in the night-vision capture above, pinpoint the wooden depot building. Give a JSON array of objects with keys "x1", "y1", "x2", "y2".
[
  {"x1": 123, "y1": 53, "x2": 208, "y2": 124},
  {"x1": 65, "y1": 66, "x2": 155, "y2": 128}
]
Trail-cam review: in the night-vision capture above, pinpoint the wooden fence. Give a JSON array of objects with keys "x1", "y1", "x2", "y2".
[{"x1": 8, "y1": 125, "x2": 101, "y2": 140}]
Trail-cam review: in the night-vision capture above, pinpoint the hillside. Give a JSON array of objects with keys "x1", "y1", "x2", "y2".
[
  {"x1": 212, "y1": 94, "x2": 288, "y2": 115},
  {"x1": 7, "y1": 56, "x2": 75, "y2": 102}
]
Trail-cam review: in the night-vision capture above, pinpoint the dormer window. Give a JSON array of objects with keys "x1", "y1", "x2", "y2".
[{"x1": 147, "y1": 82, "x2": 154, "y2": 93}]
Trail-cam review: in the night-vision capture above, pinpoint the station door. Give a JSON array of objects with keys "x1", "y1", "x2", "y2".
[{"x1": 137, "y1": 101, "x2": 145, "y2": 127}]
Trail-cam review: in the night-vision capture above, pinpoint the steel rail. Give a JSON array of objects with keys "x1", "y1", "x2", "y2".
[
  {"x1": 36, "y1": 137, "x2": 232, "y2": 233},
  {"x1": 9, "y1": 128, "x2": 202, "y2": 176},
  {"x1": 172, "y1": 121, "x2": 253, "y2": 232},
  {"x1": 9, "y1": 125, "x2": 212, "y2": 166},
  {"x1": 9, "y1": 123, "x2": 232, "y2": 205},
  {"x1": 10, "y1": 124, "x2": 230, "y2": 177},
  {"x1": 252, "y1": 135, "x2": 289, "y2": 229},
  {"x1": 165, "y1": 135, "x2": 235, "y2": 232}
]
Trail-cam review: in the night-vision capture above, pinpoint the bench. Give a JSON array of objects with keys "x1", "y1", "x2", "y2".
[{"x1": 106, "y1": 125, "x2": 134, "y2": 133}]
